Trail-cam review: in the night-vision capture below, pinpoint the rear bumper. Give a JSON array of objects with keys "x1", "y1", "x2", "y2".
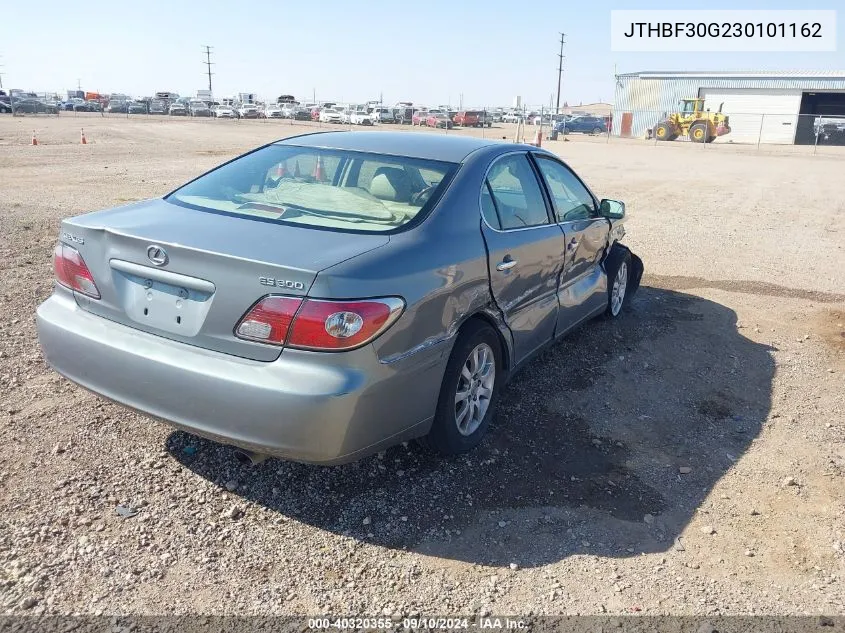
[{"x1": 36, "y1": 291, "x2": 443, "y2": 464}]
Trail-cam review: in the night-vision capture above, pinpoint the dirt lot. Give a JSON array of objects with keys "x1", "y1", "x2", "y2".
[{"x1": 1, "y1": 115, "x2": 843, "y2": 617}]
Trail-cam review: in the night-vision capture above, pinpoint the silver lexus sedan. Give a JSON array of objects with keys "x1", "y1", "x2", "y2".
[{"x1": 36, "y1": 132, "x2": 642, "y2": 464}]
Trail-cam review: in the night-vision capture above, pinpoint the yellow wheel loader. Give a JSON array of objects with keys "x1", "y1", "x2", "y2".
[{"x1": 653, "y1": 99, "x2": 731, "y2": 143}]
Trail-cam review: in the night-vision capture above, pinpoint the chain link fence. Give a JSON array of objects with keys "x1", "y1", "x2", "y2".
[{"x1": 6, "y1": 99, "x2": 844, "y2": 156}]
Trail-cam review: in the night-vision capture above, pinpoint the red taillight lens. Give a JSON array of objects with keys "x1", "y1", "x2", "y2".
[
  {"x1": 288, "y1": 298, "x2": 404, "y2": 350},
  {"x1": 53, "y1": 243, "x2": 100, "y2": 299},
  {"x1": 235, "y1": 296, "x2": 404, "y2": 351},
  {"x1": 235, "y1": 296, "x2": 303, "y2": 345}
]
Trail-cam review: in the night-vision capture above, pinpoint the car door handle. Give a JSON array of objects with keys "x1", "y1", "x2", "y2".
[{"x1": 496, "y1": 257, "x2": 518, "y2": 271}]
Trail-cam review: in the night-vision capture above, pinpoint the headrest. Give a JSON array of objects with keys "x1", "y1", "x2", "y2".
[{"x1": 369, "y1": 167, "x2": 411, "y2": 202}]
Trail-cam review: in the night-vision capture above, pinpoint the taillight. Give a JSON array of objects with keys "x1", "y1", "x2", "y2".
[
  {"x1": 53, "y1": 243, "x2": 100, "y2": 298},
  {"x1": 235, "y1": 296, "x2": 404, "y2": 351},
  {"x1": 235, "y1": 296, "x2": 302, "y2": 345}
]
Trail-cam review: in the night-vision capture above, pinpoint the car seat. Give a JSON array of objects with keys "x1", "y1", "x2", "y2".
[{"x1": 368, "y1": 167, "x2": 412, "y2": 203}]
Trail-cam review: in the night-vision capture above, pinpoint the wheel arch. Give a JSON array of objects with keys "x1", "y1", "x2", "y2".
[
  {"x1": 454, "y1": 308, "x2": 513, "y2": 374},
  {"x1": 603, "y1": 243, "x2": 644, "y2": 300}
]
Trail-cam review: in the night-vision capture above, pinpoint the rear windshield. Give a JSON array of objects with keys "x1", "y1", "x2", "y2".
[{"x1": 166, "y1": 145, "x2": 458, "y2": 234}]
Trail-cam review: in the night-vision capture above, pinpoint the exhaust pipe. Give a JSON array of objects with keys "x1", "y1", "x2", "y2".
[{"x1": 233, "y1": 449, "x2": 269, "y2": 466}]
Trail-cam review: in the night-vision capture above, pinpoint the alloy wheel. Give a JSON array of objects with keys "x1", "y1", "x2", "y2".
[
  {"x1": 610, "y1": 262, "x2": 628, "y2": 316},
  {"x1": 454, "y1": 343, "x2": 496, "y2": 436}
]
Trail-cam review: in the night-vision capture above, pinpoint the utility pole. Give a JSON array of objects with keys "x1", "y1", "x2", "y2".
[
  {"x1": 0, "y1": 56, "x2": 5, "y2": 91},
  {"x1": 555, "y1": 32, "x2": 566, "y2": 115},
  {"x1": 202, "y1": 46, "x2": 214, "y2": 93}
]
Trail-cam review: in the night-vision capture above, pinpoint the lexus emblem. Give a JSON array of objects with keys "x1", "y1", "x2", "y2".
[{"x1": 146, "y1": 245, "x2": 169, "y2": 266}]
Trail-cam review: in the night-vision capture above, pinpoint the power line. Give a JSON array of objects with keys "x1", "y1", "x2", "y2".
[
  {"x1": 555, "y1": 32, "x2": 566, "y2": 115},
  {"x1": 202, "y1": 46, "x2": 214, "y2": 93}
]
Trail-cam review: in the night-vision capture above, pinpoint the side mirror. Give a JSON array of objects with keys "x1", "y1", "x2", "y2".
[{"x1": 600, "y1": 199, "x2": 625, "y2": 220}]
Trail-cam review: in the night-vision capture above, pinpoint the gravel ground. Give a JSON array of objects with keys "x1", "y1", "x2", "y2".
[{"x1": 0, "y1": 116, "x2": 843, "y2": 617}]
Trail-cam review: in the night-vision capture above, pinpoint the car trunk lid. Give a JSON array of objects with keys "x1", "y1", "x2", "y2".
[{"x1": 61, "y1": 199, "x2": 389, "y2": 361}]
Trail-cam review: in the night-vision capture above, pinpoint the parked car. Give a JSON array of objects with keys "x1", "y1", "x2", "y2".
[
  {"x1": 36, "y1": 131, "x2": 642, "y2": 465},
  {"x1": 127, "y1": 101, "x2": 147, "y2": 115},
  {"x1": 411, "y1": 110, "x2": 428, "y2": 126},
  {"x1": 310, "y1": 107, "x2": 321, "y2": 121},
  {"x1": 0, "y1": 96, "x2": 13, "y2": 113},
  {"x1": 478, "y1": 111, "x2": 494, "y2": 127},
  {"x1": 264, "y1": 104, "x2": 284, "y2": 119},
  {"x1": 426, "y1": 113, "x2": 453, "y2": 129},
  {"x1": 502, "y1": 112, "x2": 523, "y2": 123},
  {"x1": 213, "y1": 105, "x2": 236, "y2": 119},
  {"x1": 10, "y1": 98, "x2": 58, "y2": 114},
  {"x1": 318, "y1": 108, "x2": 343, "y2": 124},
  {"x1": 555, "y1": 116, "x2": 607, "y2": 135},
  {"x1": 74, "y1": 100, "x2": 101, "y2": 113},
  {"x1": 148, "y1": 99, "x2": 168, "y2": 115},
  {"x1": 394, "y1": 107, "x2": 414, "y2": 124},
  {"x1": 279, "y1": 104, "x2": 297, "y2": 118},
  {"x1": 349, "y1": 111, "x2": 374, "y2": 126},
  {"x1": 106, "y1": 101, "x2": 128, "y2": 114},
  {"x1": 293, "y1": 108, "x2": 312, "y2": 121},
  {"x1": 453, "y1": 110, "x2": 491, "y2": 127},
  {"x1": 169, "y1": 102, "x2": 188, "y2": 116},
  {"x1": 189, "y1": 101, "x2": 212, "y2": 117},
  {"x1": 370, "y1": 107, "x2": 394, "y2": 123},
  {"x1": 237, "y1": 104, "x2": 260, "y2": 119}
]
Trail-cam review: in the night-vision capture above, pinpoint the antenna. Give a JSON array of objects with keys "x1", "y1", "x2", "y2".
[
  {"x1": 202, "y1": 46, "x2": 215, "y2": 93},
  {"x1": 555, "y1": 32, "x2": 566, "y2": 115}
]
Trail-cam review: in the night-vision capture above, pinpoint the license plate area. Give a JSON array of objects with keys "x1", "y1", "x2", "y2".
[{"x1": 112, "y1": 269, "x2": 214, "y2": 337}]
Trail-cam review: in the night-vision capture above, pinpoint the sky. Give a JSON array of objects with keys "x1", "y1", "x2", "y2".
[{"x1": 2, "y1": 0, "x2": 842, "y2": 107}]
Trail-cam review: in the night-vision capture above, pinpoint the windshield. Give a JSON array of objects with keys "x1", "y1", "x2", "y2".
[{"x1": 166, "y1": 145, "x2": 458, "y2": 234}]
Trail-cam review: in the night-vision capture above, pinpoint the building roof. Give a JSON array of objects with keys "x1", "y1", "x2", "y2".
[
  {"x1": 618, "y1": 70, "x2": 845, "y2": 79},
  {"x1": 277, "y1": 131, "x2": 498, "y2": 162}
]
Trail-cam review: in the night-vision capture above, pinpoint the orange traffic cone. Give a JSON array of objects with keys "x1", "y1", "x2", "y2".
[
  {"x1": 313, "y1": 156, "x2": 323, "y2": 181},
  {"x1": 293, "y1": 160, "x2": 301, "y2": 178},
  {"x1": 533, "y1": 130, "x2": 542, "y2": 147},
  {"x1": 80, "y1": 128, "x2": 87, "y2": 145},
  {"x1": 31, "y1": 130, "x2": 38, "y2": 146}
]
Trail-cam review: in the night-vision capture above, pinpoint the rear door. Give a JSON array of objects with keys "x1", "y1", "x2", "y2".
[
  {"x1": 480, "y1": 153, "x2": 566, "y2": 364},
  {"x1": 532, "y1": 154, "x2": 610, "y2": 331}
]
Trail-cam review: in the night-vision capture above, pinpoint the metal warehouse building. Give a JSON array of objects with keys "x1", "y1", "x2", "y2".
[{"x1": 613, "y1": 70, "x2": 845, "y2": 144}]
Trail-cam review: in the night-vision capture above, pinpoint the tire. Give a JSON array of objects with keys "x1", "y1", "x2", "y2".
[
  {"x1": 689, "y1": 123, "x2": 708, "y2": 143},
  {"x1": 592, "y1": 127, "x2": 604, "y2": 135},
  {"x1": 605, "y1": 249, "x2": 632, "y2": 318},
  {"x1": 425, "y1": 320, "x2": 503, "y2": 456},
  {"x1": 654, "y1": 121, "x2": 674, "y2": 141}
]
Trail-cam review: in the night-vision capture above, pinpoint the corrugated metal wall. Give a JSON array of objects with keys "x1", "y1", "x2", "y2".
[{"x1": 612, "y1": 73, "x2": 845, "y2": 139}]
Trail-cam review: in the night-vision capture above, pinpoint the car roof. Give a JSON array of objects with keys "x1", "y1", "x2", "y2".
[{"x1": 275, "y1": 131, "x2": 500, "y2": 162}]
